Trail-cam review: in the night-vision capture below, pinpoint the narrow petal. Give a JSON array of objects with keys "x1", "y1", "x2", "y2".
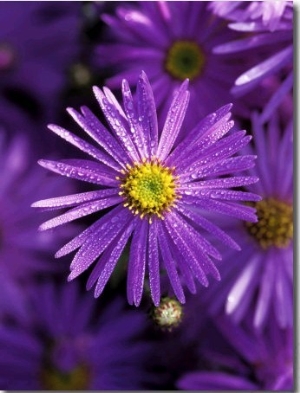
[
  {"x1": 39, "y1": 196, "x2": 122, "y2": 230},
  {"x1": 55, "y1": 205, "x2": 124, "y2": 258},
  {"x1": 93, "y1": 221, "x2": 135, "y2": 297},
  {"x1": 127, "y1": 219, "x2": 148, "y2": 306},
  {"x1": 38, "y1": 159, "x2": 118, "y2": 187},
  {"x1": 68, "y1": 208, "x2": 132, "y2": 279},
  {"x1": 176, "y1": 203, "x2": 241, "y2": 250},
  {"x1": 47, "y1": 124, "x2": 120, "y2": 171},
  {"x1": 156, "y1": 80, "x2": 190, "y2": 161},
  {"x1": 161, "y1": 224, "x2": 197, "y2": 295},
  {"x1": 254, "y1": 253, "x2": 275, "y2": 328},
  {"x1": 122, "y1": 79, "x2": 148, "y2": 160},
  {"x1": 169, "y1": 211, "x2": 221, "y2": 280},
  {"x1": 147, "y1": 219, "x2": 161, "y2": 306},
  {"x1": 185, "y1": 156, "x2": 257, "y2": 180},
  {"x1": 157, "y1": 223, "x2": 186, "y2": 303},
  {"x1": 67, "y1": 106, "x2": 127, "y2": 167},
  {"x1": 179, "y1": 188, "x2": 260, "y2": 203},
  {"x1": 180, "y1": 176, "x2": 260, "y2": 190},
  {"x1": 182, "y1": 195, "x2": 258, "y2": 222},
  {"x1": 226, "y1": 254, "x2": 261, "y2": 314},
  {"x1": 234, "y1": 46, "x2": 292, "y2": 88},
  {"x1": 32, "y1": 189, "x2": 118, "y2": 209},
  {"x1": 164, "y1": 213, "x2": 209, "y2": 287},
  {"x1": 93, "y1": 86, "x2": 140, "y2": 162}
]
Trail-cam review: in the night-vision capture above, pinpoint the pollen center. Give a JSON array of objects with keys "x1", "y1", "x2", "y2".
[
  {"x1": 165, "y1": 40, "x2": 205, "y2": 81},
  {"x1": 119, "y1": 160, "x2": 177, "y2": 219},
  {"x1": 41, "y1": 364, "x2": 90, "y2": 390},
  {"x1": 245, "y1": 198, "x2": 293, "y2": 249}
]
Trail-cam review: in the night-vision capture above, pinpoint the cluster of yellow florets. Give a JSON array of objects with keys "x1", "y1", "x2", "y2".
[{"x1": 118, "y1": 159, "x2": 178, "y2": 221}]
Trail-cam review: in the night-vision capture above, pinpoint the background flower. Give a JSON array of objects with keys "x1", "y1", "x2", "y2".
[
  {"x1": 201, "y1": 111, "x2": 293, "y2": 329},
  {"x1": 95, "y1": 1, "x2": 247, "y2": 130},
  {"x1": 0, "y1": 280, "x2": 155, "y2": 390}
]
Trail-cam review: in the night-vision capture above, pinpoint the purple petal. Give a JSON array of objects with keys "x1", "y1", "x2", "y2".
[
  {"x1": 176, "y1": 202, "x2": 240, "y2": 251},
  {"x1": 164, "y1": 213, "x2": 209, "y2": 287},
  {"x1": 127, "y1": 219, "x2": 148, "y2": 306},
  {"x1": 93, "y1": 221, "x2": 135, "y2": 297},
  {"x1": 136, "y1": 71, "x2": 159, "y2": 156},
  {"x1": 32, "y1": 189, "x2": 118, "y2": 209},
  {"x1": 68, "y1": 207, "x2": 132, "y2": 279},
  {"x1": 182, "y1": 195, "x2": 258, "y2": 222},
  {"x1": 147, "y1": 219, "x2": 161, "y2": 306},
  {"x1": 39, "y1": 196, "x2": 122, "y2": 230},
  {"x1": 121, "y1": 79, "x2": 148, "y2": 160},
  {"x1": 226, "y1": 254, "x2": 261, "y2": 314},
  {"x1": 93, "y1": 86, "x2": 140, "y2": 162},
  {"x1": 38, "y1": 159, "x2": 118, "y2": 187},
  {"x1": 157, "y1": 223, "x2": 185, "y2": 303},
  {"x1": 156, "y1": 80, "x2": 190, "y2": 161},
  {"x1": 67, "y1": 106, "x2": 127, "y2": 167},
  {"x1": 187, "y1": 156, "x2": 257, "y2": 180},
  {"x1": 47, "y1": 124, "x2": 120, "y2": 171},
  {"x1": 54, "y1": 209, "x2": 130, "y2": 262}
]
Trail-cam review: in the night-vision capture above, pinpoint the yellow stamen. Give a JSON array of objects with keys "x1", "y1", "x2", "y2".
[
  {"x1": 245, "y1": 198, "x2": 293, "y2": 249},
  {"x1": 165, "y1": 40, "x2": 205, "y2": 81},
  {"x1": 41, "y1": 364, "x2": 90, "y2": 390},
  {"x1": 119, "y1": 159, "x2": 178, "y2": 219}
]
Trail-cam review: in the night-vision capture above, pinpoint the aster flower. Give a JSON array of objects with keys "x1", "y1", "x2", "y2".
[
  {"x1": 202, "y1": 112, "x2": 293, "y2": 329},
  {"x1": 177, "y1": 313, "x2": 293, "y2": 391},
  {"x1": 33, "y1": 71, "x2": 260, "y2": 307},
  {"x1": 0, "y1": 133, "x2": 75, "y2": 281},
  {"x1": 0, "y1": 281, "x2": 154, "y2": 390},
  {"x1": 95, "y1": 1, "x2": 244, "y2": 129},
  {"x1": 0, "y1": 1, "x2": 81, "y2": 118},
  {"x1": 211, "y1": 0, "x2": 293, "y2": 123}
]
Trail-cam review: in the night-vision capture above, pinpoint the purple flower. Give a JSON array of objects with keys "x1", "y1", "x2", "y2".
[
  {"x1": 202, "y1": 112, "x2": 293, "y2": 329},
  {"x1": 209, "y1": 1, "x2": 292, "y2": 31},
  {"x1": 33, "y1": 71, "x2": 260, "y2": 307},
  {"x1": 177, "y1": 313, "x2": 293, "y2": 391},
  {"x1": 211, "y1": 1, "x2": 293, "y2": 123},
  {"x1": 0, "y1": 133, "x2": 75, "y2": 281},
  {"x1": 0, "y1": 2, "x2": 81, "y2": 118},
  {"x1": 95, "y1": 1, "x2": 244, "y2": 129},
  {"x1": 0, "y1": 281, "x2": 154, "y2": 390}
]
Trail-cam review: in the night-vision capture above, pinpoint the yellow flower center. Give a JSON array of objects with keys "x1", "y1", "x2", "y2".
[
  {"x1": 245, "y1": 198, "x2": 293, "y2": 249},
  {"x1": 41, "y1": 364, "x2": 90, "y2": 390},
  {"x1": 119, "y1": 159, "x2": 178, "y2": 220},
  {"x1": 165, "y1": 40, "x2": 205, "y2": 81}
]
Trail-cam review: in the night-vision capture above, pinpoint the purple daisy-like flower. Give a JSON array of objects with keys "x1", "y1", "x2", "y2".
[
  {"x1": 95, "y1": 1, "x2": 244, "y2": 129},
  {"x1": 33, "y1": 71, "x2": 260, "y2": 307},
  {"x1": 211, "y1": 1, "x2": 293, "y2": 123},
  {"x1": 177, "y1": 313, "x2": 293, "y2": 391},
  {"x1": 202, "y1": 112, "x2": 293, "y2": 329},
  {"x1": 0, "y1": 133, "x2": 75, "y2": 281},
  {"x1": 0, "y1": 281, "x2": 154, "y2": 390}
]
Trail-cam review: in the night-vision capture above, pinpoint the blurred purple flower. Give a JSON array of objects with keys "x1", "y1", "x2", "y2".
[
  {"x1": 95, "y1": 1, "x2": 244, "y2": 129},
  {"x1": 202, "y1": 112, "x2": 293, "y2": 329},
  {"x1": 0, "y1": 134, "x2": 75, "y2": 281},
  {"x1": 211, "y1": 1, "x2": 293, "y2": 123},
  {"x1": 177, "y1": 313, "x2": 293, "y2": 391},
  {"x1": 0, "y1": 281, "x2": 153, "y2": 390},
  {"x1": 33, "y1": 71, "x2": 260, "y2": 307},
  {"x1": 210, "y1": 1, "x2": 292, "y2": 31},
  {"x1": 0, "y1": 1, "x2": 81, "y2": 118}
]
